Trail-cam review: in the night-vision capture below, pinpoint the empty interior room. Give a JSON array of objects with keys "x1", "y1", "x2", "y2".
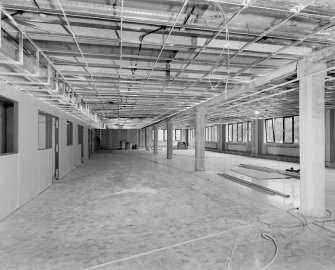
[{"x1": 1, "y1": 0, "x2": 335, "y2": 269}]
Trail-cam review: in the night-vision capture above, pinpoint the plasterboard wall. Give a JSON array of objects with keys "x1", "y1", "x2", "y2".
[{"x1": 0, "y1": 81, "x2": 92, "y2": 220}]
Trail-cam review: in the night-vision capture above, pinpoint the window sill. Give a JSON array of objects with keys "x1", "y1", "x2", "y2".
[
  {"x1": 0, "y1": 152, "x2": 18, "y2": 157},
  {"x1": 265, "y1": 143, "x2": 299, "y2": 148},
  {"x1": 226, "y1": 142, "x2": 250, "y2": 144}
]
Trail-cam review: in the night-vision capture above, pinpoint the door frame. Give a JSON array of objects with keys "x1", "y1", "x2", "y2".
[{"x1": 54, "y1": 117, "x2": 59, "y2": 180}]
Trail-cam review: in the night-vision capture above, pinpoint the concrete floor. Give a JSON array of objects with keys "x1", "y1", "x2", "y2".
[{"x1": 0, "y1": 150, "x2": 335, "y2": 270}]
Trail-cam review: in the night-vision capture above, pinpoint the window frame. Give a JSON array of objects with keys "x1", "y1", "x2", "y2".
[
  {"x1": 247, "y1": 121, "x2": 251, "y2": 142},
  {"x1": 67, "y1": 121, "x2": 73, "y2": 146},
  {"x1": 38, "y1": 111, "x2": 53, "y2": 150},
  {"x1": 189, "y1": 129, "x2": 194, "y2": 141},
  {"x1": 265, "y1": 116, "x2": 299, "y2": 144},
  {"x1": 158, "y1": 129, "x2": 164, "y2": 141},
  {"x1": 163, "y1": 129, "x2": 167, "y2": 141},
  {"x1": 0, "y1": 96, "x2": 18, "y2": 155},
  {"x1": 213, "y1": 126, "x2": 218, "y2": 142},
  {"x1": 265, "y1": 118, "x2": 275, "y2": 143},
  {"x1": 228, "y1": 124, "x2": 233, "y2": 142},
  {"x1": 294, "y1": 116, "x2": 299, "y2": 144},
  {"x1": 175, "y1": 129, "x2": 182, "y2": 141},
  {"x1": 237, "y1": 122, "x2": 243, "y2": 142},
  {"x1": 283, "y1": 116, "x2": 294, "y2": 144},
  {"x1": 78, "y1": 125, "x2": 83, "y2": 145}
]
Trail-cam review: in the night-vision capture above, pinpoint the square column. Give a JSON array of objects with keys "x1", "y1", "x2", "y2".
[
  {"x1": 195, "y1": 106, "x2": 205, "y2": 171},
  {"x1": 217, "y1": 124, "x2": 224, "y2": 152},
  {"x1": 145, "y1": 127, "x2": 151, "y2": 151},
  {"x1": 153, "y1": 125, "x2": 158, "y2": 154},
  {"x1": 251, "y1": 119, "x2": 259, "y2": 157},
  {"x1": 167, "y1": 120, "x2": 173, "y2": 159},
  {"x1": 297, "y1": 59, "x2": 327, "y2": 217}
]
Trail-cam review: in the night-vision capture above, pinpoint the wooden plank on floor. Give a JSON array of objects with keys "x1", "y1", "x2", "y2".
[
  {"x1": 218, "y1": 172, "x2": 291, "y2": 198},
  {"x1": 239, "y1": 164, "x2": 300, "y2": 179}
]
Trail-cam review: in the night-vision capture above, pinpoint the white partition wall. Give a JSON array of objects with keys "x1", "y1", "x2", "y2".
[{"x1": 0, "y1": 81, "x2": 93, "y2": 220}]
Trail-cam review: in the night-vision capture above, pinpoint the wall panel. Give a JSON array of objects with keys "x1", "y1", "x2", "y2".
[{"x1": 0, "y1": 81, "x2": 93, "y2": 220}]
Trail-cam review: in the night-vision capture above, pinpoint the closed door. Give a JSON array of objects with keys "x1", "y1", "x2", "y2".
[{"x1": 52, "y1": 117, "x2": 59, "y2": 180}]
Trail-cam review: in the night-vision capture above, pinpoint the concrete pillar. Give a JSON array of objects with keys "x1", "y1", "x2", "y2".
[
  {"x1": 138, "y1": 130, "x2": 142, "y2": 148},
  {"x1": 251, "y1": 119, "x2": 258, "y2": 157},
  {"x1": 297, "y1": 59, "x2": 327, "y2": 217},
  {"x1": 195, "y1": 106, "x2": 205, "y2": 171},
  {"x1": 185, "y1": 129, "x2": 189, "y2": 146},
  {"x1": 217, "y1": 124, "x2": 224, "y2": 152},
  {"x1": 153, "y1": 125, "x2": 158, "y2": 154},
  {"x1": 167, "y1": 120, "x2": 173, "y2": 159},
  {"x1": 145, "y1": 127, "x2": 151, "y2": 151}
]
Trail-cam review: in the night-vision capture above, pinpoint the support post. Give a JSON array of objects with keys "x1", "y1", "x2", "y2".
[
  {"x1": 145, "y1": 127, "x2": 151, "y2": 151},
  {"x1": 251, "y1": 119, "x2": 259, "y2": 157},
  {"x1": 167, "y1": 120, "x2": 173, "y2": 159},
  {"x1": 195, "y1": 106, "x2": 205, "y2": 171},
  {"x1": 153, "y1": 125, "x2": 158, "y2": 154},
  {"x1": 297, "y1": 59, "x2": 327, "y2": 217},
  {"x1": 217, "y1": 124, "x2": 224, "y2": 152}
]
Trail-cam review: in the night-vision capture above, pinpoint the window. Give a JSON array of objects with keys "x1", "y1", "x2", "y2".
[
  {"x1": 227, "y1": 122, "x2": 250, "y2": 143},
  {"x1": 38, "y1": 111, "x2": 52, "y2": 150},
  {"x1": 78, "y1": 125, "x2": 83, "y2": 145},
  {"x1": 294, "y1": 116, "x2": 299, "y2": 143},
  {"x1": 0, "y1": 97, "x2": 17, "y2": 155},
  {"x1": 205, "y1": 126, "x2": 218, "y2": 142},
  {"x1": 237, "y1": 123, "x2": 243, "y2": 142},
  {"x1": 265, "y1": 119, "x2": 275, "y2": 143},
  {"x1": 67, "y1": 121, "x2": 73, "y2": 146},
  {"x1": 158, "y1": 130, "x2": 163, "y2": 141},
  {"x1": 274, "y1": 118, "x2": 283, "y2": 143},
  {"x1": 189, "y1": 129, "x2": 194, "y2": 141},
  {"x1": 175, "y1": 129, "x2": 181, "y2": 141},
  {"x1": 233, "y1": 124, "x2": 237, "y2": 142},
  {"x1": 265, "y1": 116, "x2": 299, "y2": 144},
  {"x1": 284, "y1": 117, "x2": 293, "y2": 143},
  {"x1": 213, "y1": 126, "x2": 218, "y2": 142},
  {"x1": 242, "y1": 122, "x2": 247, "y2": 142},
  {"x1": 228, "y1": 124, "x2": 233, "y2": 142},
  {"x1": 152, "y1": 129, "x2": 163, "y2": 141},
  {"x1": 248, "y1": 122, "x2": 252, "y2": 142},
  {"x1": 163, "y1": 129, "x2": 167, "y2": 141}
]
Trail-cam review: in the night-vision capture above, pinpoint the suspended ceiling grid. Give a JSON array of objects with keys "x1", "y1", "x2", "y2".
[{"x1": 0, "y1": 0, "x2": 335, "y2": 128}]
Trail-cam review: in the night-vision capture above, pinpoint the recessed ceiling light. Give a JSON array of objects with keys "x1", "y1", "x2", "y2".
[{"x1": 255, "y1": 110, "x2": 259, "y2": 115}]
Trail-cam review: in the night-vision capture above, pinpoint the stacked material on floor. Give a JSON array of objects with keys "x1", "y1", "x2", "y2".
[
  {"x1": 218, "y1": 170, "x2": 290, "y2": 198},
  {"x1": 239, "y1": 164, "x2": 300, "y2": 179},
  {"x1": 232, "y1": 168, "x2": 290, "y2": 180},
  {"x1": 174, "y1": 141, "x2": 188, "y2": 150}
]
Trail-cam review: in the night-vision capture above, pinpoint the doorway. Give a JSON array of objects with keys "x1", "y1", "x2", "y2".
[
  {"x1": 88, "y1": 129, "x2": 93, "y2": 158},
  {"x1": 78, "y1": 125, "x2": 84, "y2": 163},
  {"x1": 52, "y1": 117, "x2": 59, "y2": 180}
]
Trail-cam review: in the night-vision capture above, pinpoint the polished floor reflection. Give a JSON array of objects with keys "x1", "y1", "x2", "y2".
[{"x1": 0, "y1": 150, "x2": 334, "y2": 270}]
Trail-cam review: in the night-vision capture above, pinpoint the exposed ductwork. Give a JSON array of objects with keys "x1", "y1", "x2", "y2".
[{"x1": 0, "y1": 0, "x2": 334, "y2": 128}]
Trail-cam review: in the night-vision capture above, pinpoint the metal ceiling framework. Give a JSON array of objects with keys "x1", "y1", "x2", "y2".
[{"x1": 0, "y1": 0, "x2": 335, "y2": 129}]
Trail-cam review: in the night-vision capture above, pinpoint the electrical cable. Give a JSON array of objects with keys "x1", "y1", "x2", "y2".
[
  {"x1": 260, "y1": 233, "x2": 278, "y2": 270},
  {"x1": 224, "y1": 232, "x2": 238, "y2": 270},
  {"x1": 111, "y1": 152, "x2": 335, "y2": 269},
  {"x1": 207, "y1": 2, "x2": 230, "y2": 98}
]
